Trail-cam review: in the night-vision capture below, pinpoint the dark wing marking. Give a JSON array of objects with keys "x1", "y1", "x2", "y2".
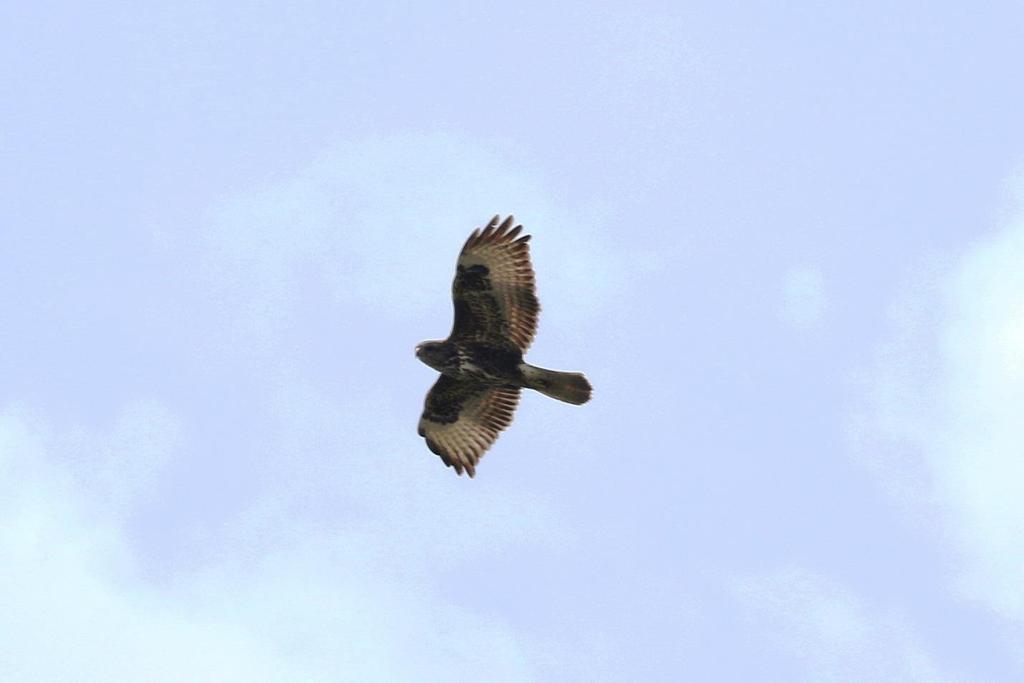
[
  {"x1": 418, "y1": 374, "x2": 521, "y2": 477},
  {"x1": 450, "y1": 215, "x2": 540, "y2": 352}
]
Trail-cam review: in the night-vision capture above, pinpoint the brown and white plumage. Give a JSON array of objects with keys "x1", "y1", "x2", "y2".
[
  {"x1": 417, "y1": 376, "x2": 520, "y2": 477},
  {"x1": 415, "y1": 215, "x2": 591, "y2": 477},
  {"x1": 452, "y1": 215, "x2": 540, "y2": 351}
]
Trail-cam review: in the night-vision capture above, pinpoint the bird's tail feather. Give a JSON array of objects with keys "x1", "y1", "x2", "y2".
[{"x1": 521, "y1": 364, "x2": 592, "y2": 405}]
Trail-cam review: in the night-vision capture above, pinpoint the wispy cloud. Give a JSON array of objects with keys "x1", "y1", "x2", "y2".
[
  {"x1": 0, "y1": 130, "x2": 641, "y2": 680},
  {"x1": 193, "y1": 132, "x2": 626, "y2": 359},
  {"x1": 779, "y1": 265, "x2": 827, "y2": 332},
  {"x1": 853, "y1": 181, "x2": 1024, "y2": 639},
  {"x1": 0, "y1": 402, "x2": 546, "y2": 681},
  {"x1": 734, "y1": 566, "x2": 963, "y2": 682}
]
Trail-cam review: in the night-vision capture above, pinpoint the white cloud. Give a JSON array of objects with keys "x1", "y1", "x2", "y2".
[
  {"x1": 853, "y1": 186, "x2": 1024, "y2": 634},
  {"x1": 733, "y1": 566, "x2": 962, "y2": 683},
  {"x1": 193, "y1": 132, "x2": 627, "y2": 361},
  {"x1": 0, "y1": 131, "x2": 639, "y2": 681},
  {"x1": 59, "y1": 399, "x2": 181, "y2": 520},
  {"x1": 930, "y1": 220, "x2": 1024, "y2": 618},
  {"x1": 0, "y1": 404, "x2": 539, "y2": 682},
  {"x1": 780, "y1": 265, "x2": 827, "y2": 331}
]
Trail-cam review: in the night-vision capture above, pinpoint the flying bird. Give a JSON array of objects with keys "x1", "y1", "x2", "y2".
[{"x1": 415, "y1": 215, "x2": 592, "y2": 477}]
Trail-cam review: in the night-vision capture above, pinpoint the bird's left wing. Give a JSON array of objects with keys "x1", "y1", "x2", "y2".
[{"x1": 418, "y1": 374, "x2": 521, "y2": 477}]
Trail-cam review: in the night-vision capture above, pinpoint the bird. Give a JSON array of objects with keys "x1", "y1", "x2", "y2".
[{"x1": 415, "y1": 215, "x2": 592, "y2": 477}]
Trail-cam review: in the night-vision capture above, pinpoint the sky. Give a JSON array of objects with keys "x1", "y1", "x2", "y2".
[{"x1": 2, "y1": 1, "x2": 1024, "y2": 680}]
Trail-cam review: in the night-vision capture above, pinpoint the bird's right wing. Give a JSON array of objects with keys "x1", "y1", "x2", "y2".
[
  {"x1": 418, "y1": 374, "x2": 521, "y2": 477},
  {"x1": 450, "y1": 215, "x2": 540, "y2": 352}
]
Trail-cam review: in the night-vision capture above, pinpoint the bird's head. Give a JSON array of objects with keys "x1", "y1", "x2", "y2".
[{"x1": 415, "y1": 340, "x2": 449, "y2": 372}]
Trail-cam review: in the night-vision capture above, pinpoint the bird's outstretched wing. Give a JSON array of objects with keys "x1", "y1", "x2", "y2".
[
  {"x1": 418, "y1": 374, "x2": 521, "y2": 477},
  {"x1": 450, "y1": 215, "x2": 539, "y2": 352}
]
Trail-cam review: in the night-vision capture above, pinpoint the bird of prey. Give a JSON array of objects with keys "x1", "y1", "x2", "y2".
[{"x1": 415, "y1": 215, "x2": 592, "y2": 477}]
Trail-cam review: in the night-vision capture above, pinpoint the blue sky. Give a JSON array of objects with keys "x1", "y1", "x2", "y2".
[{"x1": 3, "y1": 2, "x2": 1024, "y2": 680}]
